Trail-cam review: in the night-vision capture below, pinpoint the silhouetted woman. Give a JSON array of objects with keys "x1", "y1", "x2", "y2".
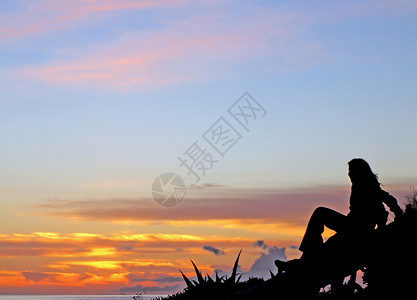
[{"x1": 276, "y1": 158, "x2": 403, "y2": 271}]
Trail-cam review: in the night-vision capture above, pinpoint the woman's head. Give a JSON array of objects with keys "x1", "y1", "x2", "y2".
[{"x1": 348, "y1": 158, "x2": 380, "y2": 187}]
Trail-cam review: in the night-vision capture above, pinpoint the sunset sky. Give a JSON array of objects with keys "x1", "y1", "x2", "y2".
[{"x1": 1, "y1": 0, "x2": 417, "y2": 295}]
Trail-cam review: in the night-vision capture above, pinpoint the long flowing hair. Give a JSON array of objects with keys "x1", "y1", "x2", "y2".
[{"x1": 348, "y1": 158, "x2": 380, "y2": 189}]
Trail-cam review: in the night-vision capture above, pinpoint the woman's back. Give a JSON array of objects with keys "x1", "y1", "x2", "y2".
[{"x1": 348, "y1": 185, "x2": 388, "y2": 229}]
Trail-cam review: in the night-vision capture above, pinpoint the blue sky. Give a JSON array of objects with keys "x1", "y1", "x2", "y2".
[
  {"x1": 1, "y1": 0, "x2": 416, "y2": 200},
  {"x1": 1, "y1": 0, "x2": 417, "y2": 199},
  {"x1": 0, "y1": 0, "x2": 416, "y2": 294}
]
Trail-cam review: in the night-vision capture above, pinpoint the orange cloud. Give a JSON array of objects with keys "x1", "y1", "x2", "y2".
[
  {"x1": 64, "y1": 259, "x2": 175, "y2": 270},
  {"x1": 0, "y1": 230, "x2": 260, "y2": 294},
  {"x1": 0, "y1": 224, "x2": 347, "y2": 294},
  {"x1": 0, "y1": 231, "x2": 255, "y2": 258},
  {"x1": 0, "y1": 186, "x2": 358, "y2": 293}
]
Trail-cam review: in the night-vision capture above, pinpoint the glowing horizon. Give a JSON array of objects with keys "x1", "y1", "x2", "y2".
[{"x1": 1, "y1": 0, "x2": 416, "y2": 295}]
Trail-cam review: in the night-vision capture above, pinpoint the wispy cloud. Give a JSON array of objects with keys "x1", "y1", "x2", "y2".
[
  {"x1": 6, "y1": 0, "x2": 416, "y2": 91},
  {"x1": 30, "y1": 183, "x2": 412, "y2": 236},
  {"x1": 0, "y1": 0, "x2": 189, "y2": 43},
  {"x1": 31, "y1": 186, "x2": 351, "y2": 227},
  {"x1": 188, "y1": 183, "x2": 226, "y2": 190},
  {"x1": 14, "y1": 15, "x2": 298, "y2": 90},
  {"x1": 6, "y1": 1, "x2": 325, "y2": 91}
]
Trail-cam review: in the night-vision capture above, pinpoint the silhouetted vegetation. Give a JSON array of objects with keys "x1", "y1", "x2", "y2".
[
  {"x1": 150, "y1": 191, "x2": 417, "y2": 299},
  {"x1": 361, "y1": 189, "x2": 417, "y2": 298}
]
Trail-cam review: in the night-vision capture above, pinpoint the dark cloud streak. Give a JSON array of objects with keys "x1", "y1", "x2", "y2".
[
  {"x1": 253, "y1": 240, "x2": 269, "y2": 249},
  {"x1": 203, "y1": 245, "x2": 225, "y2": 255},
  {"x1": 22, "y1": 271, "x2": 53, "y2": 282}
]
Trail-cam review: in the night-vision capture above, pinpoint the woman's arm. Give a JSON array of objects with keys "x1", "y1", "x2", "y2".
[{"x1": 381, "y1": 190, "x2": 403, "y2": 218}]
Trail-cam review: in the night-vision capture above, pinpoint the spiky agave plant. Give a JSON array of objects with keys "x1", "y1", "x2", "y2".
[{"x1": 175, "y1": 249, "x2": 244, "y2": 299}]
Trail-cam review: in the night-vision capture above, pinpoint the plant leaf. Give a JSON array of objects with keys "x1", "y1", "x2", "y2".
[
  {"x1": 207, "y1": 274, "x2": 214, "y2": 283},
  {"x1": 191, "y1": 259, "x2": 205, "y2": 284},
  {"x1": 215, "y1": 271, "x2": 224, "y2": 283},
  {"x1": 227, "y1": 249, "x2": 242, "y2": 284},
  {"x1": 179, "y1": 269, "x2": 194, "y2": 289},
  {"x1": 231, "y1": 249, "x2": 242, "y2": 282}
]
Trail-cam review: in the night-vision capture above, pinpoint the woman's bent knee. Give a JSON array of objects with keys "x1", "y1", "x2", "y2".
[{"x1": 313, "y1": 207, "x2": 329, "y2": 216}]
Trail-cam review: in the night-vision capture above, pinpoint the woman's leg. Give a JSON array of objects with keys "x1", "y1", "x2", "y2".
[{"x1": 299, "y1": 207, "x2": 347, "y2": 256}]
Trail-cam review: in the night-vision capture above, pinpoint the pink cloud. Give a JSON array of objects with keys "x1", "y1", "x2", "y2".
[
  {"x1": 31, "y1": 185, "x2": 352, "y2": 226},
  {"x1": 13, "y1": 9, "x2": 320, "y2": 91},
  {"x1": 31, "y1": 183, "x2": 413, "y2": 226},
  {"x1": 6, "y1": 0, "x2": 417, "y2": 91},
  {"x1": 0, "y1": 0, "x2": 189, "y2": 42}
]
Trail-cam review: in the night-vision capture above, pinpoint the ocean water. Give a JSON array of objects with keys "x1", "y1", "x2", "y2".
[{"x1": 0, "y1": 296, "x2": 166, "y2": 300}]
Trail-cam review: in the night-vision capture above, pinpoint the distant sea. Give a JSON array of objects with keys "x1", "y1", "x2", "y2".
[{"x1": 0, "y1": 296, "x2": 166, "y2": 300}]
